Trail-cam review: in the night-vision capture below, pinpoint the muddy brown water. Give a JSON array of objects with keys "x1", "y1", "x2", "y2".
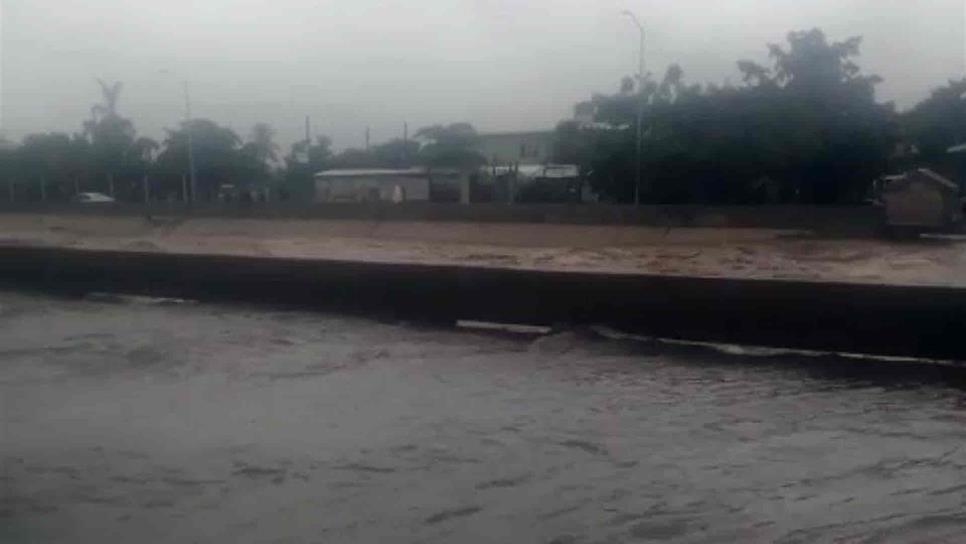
[{"x1": 3, "y1": 291, "x2": 966, "y2": 543}]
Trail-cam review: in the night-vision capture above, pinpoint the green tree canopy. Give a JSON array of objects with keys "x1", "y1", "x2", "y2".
[
  {"x1": 281, "y1": 136, "x2": 334, "y2": 200},
  {"x1": 155, "y1": 119, "x2": 242, "y2": 200},
  {"x1": 415, "y1": 123, "x2": 485, "y2": 169},
  {"x1": 560, "y1": 28, "x2": 896, "y2": 204},
  {"x1": 902, "y1": 78, "x2": 966, "y2": 159}
]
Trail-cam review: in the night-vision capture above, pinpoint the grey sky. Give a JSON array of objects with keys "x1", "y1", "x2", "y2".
[{"x1": 1, "y1": 0, "x2": 964, "y2": 152}]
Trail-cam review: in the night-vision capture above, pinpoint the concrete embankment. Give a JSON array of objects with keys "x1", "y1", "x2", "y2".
[
  {"x1": 0, "y1": 201, "x2": 883, "y2": 234},
  {"x1": 2, "y1": 243, "x2": 965, "y2": 360}
]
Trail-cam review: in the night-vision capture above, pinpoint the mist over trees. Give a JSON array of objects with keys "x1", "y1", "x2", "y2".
[
  {"x1": 0, "y1": 80, "x2": 282, "y2": 202},
  {"x1": 0, "y1": 27, "x2": 964, "y2": 205},
  {"x1": 556, "y1": 29, "x2": 901, "y2": 204}
]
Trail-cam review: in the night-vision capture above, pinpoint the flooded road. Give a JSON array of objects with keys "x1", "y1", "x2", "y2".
[{"x1": 3, "y1": 291, "x2": 966, "y2": 543}]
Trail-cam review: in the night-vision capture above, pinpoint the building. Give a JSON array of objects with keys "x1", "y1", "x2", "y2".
[
  {"x1": 314, "y1": 167, "x2": 465, "y2": 203},
  {"x1": 514, "y1": 164, "x2": 589, "y2": 203},
  {"x1": 475, "y1": 130, "x2": 555, "y2": 166},
  {"x1": 476, "y1": 163, "x2": 591, "y2": 204},
  {"x1": 879, "y1": 168, "x2": 961, "y2": 230}
]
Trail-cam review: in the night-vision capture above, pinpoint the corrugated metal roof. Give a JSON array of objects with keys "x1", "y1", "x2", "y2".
[
  {"x1": 916, "y1": 168, "x2": 959, "y2": 190},
  {"x1": 477, "y1": 130, "x2": 554, "y2": 138},
  {"x1": 515, "y1": 164, "x2": 580, "y2": 180},
  {"x1": 315, "y1": 167, "x2": 467, "y2": 178},
  {"x1": 882, "y1": 168, "x2": 958, "y2": 193},
  {"x1": 542, "y1": 164, "x2": 580, "y2": 178},
  {"x1": 315, "y1": 167, "x2": 427, "y2": 178}
]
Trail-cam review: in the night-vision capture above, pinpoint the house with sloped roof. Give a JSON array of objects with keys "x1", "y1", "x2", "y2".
[{"x1": 879, "y1": 168, "x2": 961, "y2": 230}]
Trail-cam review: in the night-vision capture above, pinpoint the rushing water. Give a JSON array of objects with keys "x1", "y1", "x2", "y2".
[{"x1": 3, "y1": 290, "x2": 966, "y2": 543}]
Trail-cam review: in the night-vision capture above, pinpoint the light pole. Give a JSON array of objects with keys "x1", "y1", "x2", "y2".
[
  {"x1": 622, "y1": 10, "x2": 645, "y2": 205},
  {"x1": 159, "y1": 70, "x2": 198, "y2": 203},
  {"x1": 183, "y1": 81, "x2": 198, "y2": 204}
]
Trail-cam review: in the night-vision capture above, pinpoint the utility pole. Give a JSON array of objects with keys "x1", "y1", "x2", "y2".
[
  {"x1": 622, "y1": 10, "x2": 645, "y2": 206},
  {"x1": 403, "y1": 122, "x2": 409, "y2": 165},
  {"x1": 184, "y1": 81, "x2": 198, "y2": 204},
  {"x1": 305, "y1": 115, "x2": 311, "y2": 165}
]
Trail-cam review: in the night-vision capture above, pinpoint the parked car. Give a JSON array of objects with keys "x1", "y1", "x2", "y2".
[{"x1": 73, "y1": 192, "x2": 115, "y2": 204}]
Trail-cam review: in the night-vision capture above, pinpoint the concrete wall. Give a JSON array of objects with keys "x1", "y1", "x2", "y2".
[
  {"x1": 883, "y1": 180, "x2": 955, "y2": 228},
  {"x1": 315, "y1": 176, "x2": 431, "y2": 202},
  {"x1": 3, "y1": 245, "x2": 964, "y2": 360},
  {"x1": 0, "y1": 202, "x2": 883, "y2": 234}
]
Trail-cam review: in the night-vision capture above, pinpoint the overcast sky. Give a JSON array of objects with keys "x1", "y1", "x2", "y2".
[{"x1": 1, "y1": 0, "x2": 964, "y2": 152}]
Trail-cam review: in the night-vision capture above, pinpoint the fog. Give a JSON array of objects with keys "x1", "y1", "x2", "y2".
[{"x1": 1, "y1": 0, "x2": 963, "y2": 151}]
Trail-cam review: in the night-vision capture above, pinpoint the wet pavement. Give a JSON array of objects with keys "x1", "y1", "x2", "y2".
[{"x1": 2, "y1": 291, "x2": 966, "y2": 543}]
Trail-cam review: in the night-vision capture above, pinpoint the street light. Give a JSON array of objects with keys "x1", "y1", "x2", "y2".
[
  {"x1": 183, "y1": 81, "x2": 198, "y2": 204},
  {"x1": 159, "y1": 70, "x2": 198, "y2": 203},
  {"x1": 621, "y1": 9, "x2": 645, "y2": 205}
]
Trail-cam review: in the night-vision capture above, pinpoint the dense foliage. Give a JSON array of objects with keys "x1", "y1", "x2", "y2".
[
  {"x1": 555, "y1": 29, "x2": 901, "y2": 204},
  {"x1": 2, "y1": 28, "x2": 965, "y2": 205}
]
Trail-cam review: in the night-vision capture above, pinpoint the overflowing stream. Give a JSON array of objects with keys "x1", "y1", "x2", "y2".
[{"x1": 3, "y1": 291, "x2": 966, "y2": 543}]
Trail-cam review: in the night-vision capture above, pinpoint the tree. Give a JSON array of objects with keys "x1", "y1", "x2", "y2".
[
  {"x1": 0, "y1": 139, "x2": 19, "y2": 200},
  {"x1": 563, "y1": 28, "x2": 896, "y2": 204},
  {"x1": 329, "y1": 148, "x2": 377, "y2": 169},
  {"x1": 82, "y1": 79, "x2": 160, "y2": 200},
  {"x1": 280, "y1": 135, "x2": 333, "y2": 200},
  {"x1": 248, "y1": 123, "x2": 279, "y2": 165},
  {"x1": 94, "y1": 79, "x2": 123, "y2": 117},
  {"x1": 371, "y1": 138, "x2": 420, "y2": 168},
  {"x1": 903, "y1": 78, "x2": 966, "y2": 159},
  {"x1": 238, "y1": 123, "x2": 279, "y2": 190},
  {"x1": 19, "y1": 133, "x2": 73, "y2": 200},
  {"x1": 552, "y1": 120, "x2": 594, "y2": 174},
  {"x1": 155, "y1": 119, "x2": 242, "y2": 201},
  {"x1": 414, "y1": 123, "x2": 485, "y2": 169}
]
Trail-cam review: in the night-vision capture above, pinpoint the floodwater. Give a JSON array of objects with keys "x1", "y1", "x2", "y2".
[{"x1": 3, "y1": 291, "x2": 966, "y2": 543}]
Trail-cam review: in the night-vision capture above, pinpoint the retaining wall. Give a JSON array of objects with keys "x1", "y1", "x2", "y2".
[
  {"x1": 0, "y1": 202, "x2": 882, "y2": 234},
  {"x1": 1, "y1": 245, "x2": 960, "y2": 360}
]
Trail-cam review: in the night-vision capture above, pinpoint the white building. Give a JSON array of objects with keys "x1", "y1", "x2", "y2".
[{"x1": 314, "y1": 167, "x2": 466, "y2": 203}]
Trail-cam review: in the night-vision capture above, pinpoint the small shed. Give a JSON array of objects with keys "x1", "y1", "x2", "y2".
[
  {"x1": 879, "y1": 168, "x2": 961, "y2": 229},
  {"x1": 314, "y1": 168, "x2": 431, "y2": 203},
  {"x1": 515, "y1": 164, "x2": 585, "y2": 203}
]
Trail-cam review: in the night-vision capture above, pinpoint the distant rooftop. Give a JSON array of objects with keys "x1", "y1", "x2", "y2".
[
  {"x1": 477, "y1": 130, "x2": 554, "y2": 138},
  {"x1": 316, "y1": 167, "x2": 427, "y2": 178},
  {"x1": 315, "y1": 167, "x2": 464, "y2": 178}
]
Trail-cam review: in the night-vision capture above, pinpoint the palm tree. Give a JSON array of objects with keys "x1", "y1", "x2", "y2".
[
  {"x1": 93, "y1": 79, "x2": 123, "y2": 119},
  {"x1": 83, "y1": 80, "x2": 124, "y2": 142}
]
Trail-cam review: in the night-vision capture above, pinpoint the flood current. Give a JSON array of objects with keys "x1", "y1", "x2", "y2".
[{"x1": 3, "y1": 291, "x2": 966, "y2": 543}]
